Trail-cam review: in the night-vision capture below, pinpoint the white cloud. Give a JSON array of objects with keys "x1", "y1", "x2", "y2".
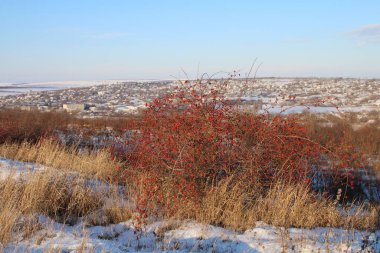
[{"x1": 348, "y1": 24, "x2": 380, "y2": 45}]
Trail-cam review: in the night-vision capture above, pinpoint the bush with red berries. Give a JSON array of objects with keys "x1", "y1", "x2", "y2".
[{"x1": 114, "y1": 80, "x2": 367, "y2": 226}]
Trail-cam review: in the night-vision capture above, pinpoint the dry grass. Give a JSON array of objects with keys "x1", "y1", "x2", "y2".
[
  {"x1": 0, "y1": 170, "x2": 105, "y2": 243},
  {"x1": 177, "y1": 177, "x2": 379, "y2": 231},
  {"x1": 103, "y1": 205, "x2": 132, "y2": 224},
  {"x1": 0, "y1": 139, "x2": 117, "y2": 181},
  {"x1": 0, "y1": 139, "x2": 132, "y2": 244},
  {"x1": 85, "y1": 200, "x2": 132, "y2": 226},
  {"x1": 0, "y1": 139, "x2": 131, "y2": 244}
]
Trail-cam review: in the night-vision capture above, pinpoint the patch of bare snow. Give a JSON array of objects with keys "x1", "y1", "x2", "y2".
[{"x1": 0, "y1": 157, "x2": 45, "y2": 180}]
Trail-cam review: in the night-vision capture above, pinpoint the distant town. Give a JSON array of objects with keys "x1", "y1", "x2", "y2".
[{"x1": 1, "y1": 78, "x2": 379, "y2": 117}]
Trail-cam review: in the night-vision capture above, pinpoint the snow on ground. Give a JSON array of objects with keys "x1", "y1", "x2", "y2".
[
  {"x1": 1, "y1": 158, "x2": 379, "y2": 252},
  {"x1": 0, "y1": 157, "x2": 45, "y2": 180},
  {"x1": 261, "y1": 105, "x2": 376, "y2": 114},
  {"x1": 3, "y1": 217, "x2": 379, "y2": 252}
]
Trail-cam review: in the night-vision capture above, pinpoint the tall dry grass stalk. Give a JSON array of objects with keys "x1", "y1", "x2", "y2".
[
  {"x1": 176, "y1": 177, "x2": 379, "y2": 231},
  {"x1": 0, "y1": 139, "x2": 117, "y2": 181},
  {"x1": 0, "y1": 139, "x2": 132, "y2": 244},
  {"x1": 0, "y1": 170, "x2": 104, "y2": 243}
]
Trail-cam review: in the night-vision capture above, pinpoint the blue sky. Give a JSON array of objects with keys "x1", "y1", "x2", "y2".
[{"x1": 0, "y1": 0, "x2": 379, "y2": 82}]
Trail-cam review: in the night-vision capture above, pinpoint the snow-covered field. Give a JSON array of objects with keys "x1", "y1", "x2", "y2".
[
  {"x1": 0, "y1": 80, "x2": 158, "y2": 97},
  {"x1": 1, "y1": 157, "x2": 379, "y2": 252},
  {"x1": 4, "y1": 217, "x2": 379, "y2": 252}
]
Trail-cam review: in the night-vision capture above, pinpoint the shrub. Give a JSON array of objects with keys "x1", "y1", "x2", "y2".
[
  {"x1": 0, "y1": 108, "x2": 139, "y2": 144},
  {"x1": 115, "y1": 80, "x2": 368, "y2": 227}
]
